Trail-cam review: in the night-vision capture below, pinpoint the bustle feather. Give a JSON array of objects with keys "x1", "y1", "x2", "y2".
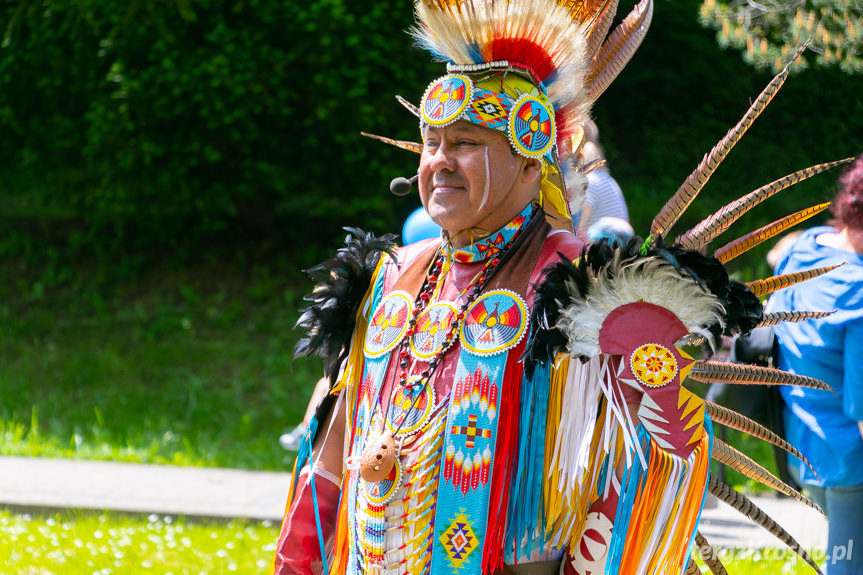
[
  {"x1": 294, "y1": 228, "x2": 398, "y2": 382},
  {"x1": 708, "y1": 477, "x2": 824, "y2": 575},
  {"x1": 538, "y1": 236, "x2": 763, "y2": 362},
  {"x1": 694, "y1": 531, "x2": 729, "y2": 575}
]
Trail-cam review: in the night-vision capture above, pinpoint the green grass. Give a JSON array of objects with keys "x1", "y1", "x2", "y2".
[
  {"x1": 0, "y1": 509, "x2": 826, "y2": 575},
  {"x1": 0, "y1": 248, "x2": 324, "y2": 471},
  {"x1": 0, "y1": 510, "x2": 279, "y2": 574},
  {"x1": 693, "y1": 547, "x2": 826, "y2": 574}
]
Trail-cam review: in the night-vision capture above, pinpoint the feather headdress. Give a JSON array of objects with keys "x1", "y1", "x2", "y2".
[
  {"x1": 364, "y1": 0, "x2": 654, "y2": 223},
  {"x1": 413, "y1": 0, "x2": 652, "y2": 145}
]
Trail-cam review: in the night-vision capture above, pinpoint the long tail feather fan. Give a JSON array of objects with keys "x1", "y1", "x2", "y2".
[{"x1": 708, "y1": 477, "x2": 824, "y2": 575}]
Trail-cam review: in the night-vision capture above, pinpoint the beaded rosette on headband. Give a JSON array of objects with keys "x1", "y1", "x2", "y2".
[{"x1": 420, "y1": 69, "x2": 570, "y2": 219}]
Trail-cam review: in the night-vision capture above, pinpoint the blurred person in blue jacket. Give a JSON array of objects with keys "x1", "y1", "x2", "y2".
[{"x1": 772, "y1": 154, "x2": 863, "y2": 575}]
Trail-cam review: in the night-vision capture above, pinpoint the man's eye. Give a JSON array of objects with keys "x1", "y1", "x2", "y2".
[
  {"x1": 457, "y1": 140, "x2": 477, "y2": 146},
  {"x1": 424, "y1": 141, "x2": 440, "y2": 149}
]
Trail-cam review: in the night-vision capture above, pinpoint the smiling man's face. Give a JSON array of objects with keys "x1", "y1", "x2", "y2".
[{"x1": 418, "y1": 121, "x2": 540, "y2": 247}]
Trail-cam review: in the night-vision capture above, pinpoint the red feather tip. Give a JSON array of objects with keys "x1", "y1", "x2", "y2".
[{"x1": 490, "y1": 38, "x2": 555, "y2": 84}]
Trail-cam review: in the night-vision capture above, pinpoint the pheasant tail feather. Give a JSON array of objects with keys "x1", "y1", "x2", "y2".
[
  {"x1": 746, "y1": 264, "x2": 844, "y2": 298},
  {"x1": 587, "y1": 0, "x2": 653, "y2": 102},
  {"x1": 688, "y1": 360, "x2": 833, "y2": 391},
  {"x1": 678, "y1": 159, "x2": 851, "y2": 250},
  {"x1": 694, "y1": 532, "x2": 728, "y2": 575},
  {"x1": 395, "y1": 94, "x2": 420, "y2": 118},
  {"x1": 705, "y1": 400, "x2": 817, "y2": 477},
  {"x1": 714, "y1": 202, "x2": 831, "y2": 263},
  {"x1": 712, "y1": 439, "x2": 823, "y2": 514},
  {"x1": 756, "y1": 310, "x2": 834, "y2": 328},
  {"x1": 360, "y1": 132, "x2": 423, "y2": 154},
  {"x1": 708, "y1": 476, "x2": 824, "y2": 575},
  {"x1": 650, "y1": 40, "x2": 810, "y2": 238}
]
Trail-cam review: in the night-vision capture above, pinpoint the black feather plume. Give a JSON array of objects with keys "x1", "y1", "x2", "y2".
[
  {"x1": 647, "y1": 236, "x2": 763, "y2": 338},
  {"x1": 524, "y1": 254, "x2": 583, "y2": 378},
  {"x1": 294, "y1": 228, "x2": 398, "y2": 383}
]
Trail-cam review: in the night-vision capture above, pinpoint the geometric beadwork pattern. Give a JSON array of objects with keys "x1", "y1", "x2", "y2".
[
  {"x1": 451, "y1": 413, "x2": 492, "y2": 450},
  {"x1": 444, "y1": 364, "x2": 499, "y2": 496},
  {"x1": 466, "y1": 88, "x2": 511, "y2": 132},
  {"x1": 439, "y1": 508, "x2": 479, "y2": 572}
]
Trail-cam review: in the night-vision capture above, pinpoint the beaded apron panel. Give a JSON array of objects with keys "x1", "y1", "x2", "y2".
[{"x1": 348, "y1": 285, "x2": 529, "y2": 575}]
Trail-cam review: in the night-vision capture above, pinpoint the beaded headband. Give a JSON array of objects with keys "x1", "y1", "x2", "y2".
[{"x1": 420, "y1": 70, "x2": 557, "y2": 164}]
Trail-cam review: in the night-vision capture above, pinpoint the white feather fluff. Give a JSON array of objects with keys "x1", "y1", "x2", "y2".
[{"x1": 557, "y1": 256, "x2": 726, "y2": 358}]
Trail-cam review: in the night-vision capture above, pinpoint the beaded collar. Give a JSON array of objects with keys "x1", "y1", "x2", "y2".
[{"x1": 447, "y1": 204, "x2": 533, "y2": 264}]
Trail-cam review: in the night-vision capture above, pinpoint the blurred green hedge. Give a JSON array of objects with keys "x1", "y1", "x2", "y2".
[{"x1": 0, "y1": 0, "x2": 436, "y2": 247}]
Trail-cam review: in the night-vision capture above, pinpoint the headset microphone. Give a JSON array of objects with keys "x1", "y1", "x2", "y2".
[{"x1": 390, "y1": 174, "x2": 419, "y2": 196}]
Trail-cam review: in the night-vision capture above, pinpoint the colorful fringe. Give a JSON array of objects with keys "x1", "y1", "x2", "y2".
[
  {"x1": 544, "y1": 355, "x2": 627, "y2": 549},
  {"x1": 482, "y1": 338, "x2": 527, "y2": 573},
  {"x1": 328, "y1": 255, "x2": 389, "y2": 574},
  {"x1": 505, "y1": 347, "x2": 551, "y2": 561},
  {"x1": 606, "y1": 422, "x2": 711, "y2": 574}
]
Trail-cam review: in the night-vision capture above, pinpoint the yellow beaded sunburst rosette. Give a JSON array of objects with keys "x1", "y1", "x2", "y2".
[{"x1": 629, "y1": 343, "x2": 678, "y2": 388}]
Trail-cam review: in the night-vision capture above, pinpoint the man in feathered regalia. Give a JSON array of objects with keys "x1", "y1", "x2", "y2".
[{"x1": 274, "y1": 1, "x2": 849, "y2": 574}]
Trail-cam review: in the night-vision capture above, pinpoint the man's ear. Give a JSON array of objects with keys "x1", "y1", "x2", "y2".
[{"x1": 521, "y1": 157, "x2": 543, "y2": 184}]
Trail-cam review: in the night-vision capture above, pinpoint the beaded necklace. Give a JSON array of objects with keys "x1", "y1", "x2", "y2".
[{"x1": 359, "y1": 207, "x2": 534, "y2": 484}]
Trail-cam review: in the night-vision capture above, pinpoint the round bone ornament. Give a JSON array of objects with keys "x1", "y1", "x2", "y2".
[{"x1": 360, "y1": 429, "x2": 397, "y2": 483}]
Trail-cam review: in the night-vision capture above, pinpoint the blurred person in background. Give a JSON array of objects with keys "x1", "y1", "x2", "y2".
[
  {"x1": 766, "y1": 230, "x2": 803, "y2": 269},
  {"x1": 575, "y1": 119, "x2": 629, "y2": 241},
  {"x1": 772, "y1": 154, "x2": 863, "y2": 575},
  {"x1": 585, "y1": 216, "x2": 634, "y2": 247},
  {"x1": 402, "y1": 205, "x2": 442, "y2": 245}
]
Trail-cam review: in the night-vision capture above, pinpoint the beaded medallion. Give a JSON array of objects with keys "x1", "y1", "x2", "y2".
[
  {"x1": 410, "y1": 301, "x2": 459, "y2": 360},
  {"x1": 421, "y1": 75, "x2": 473, "y2": 127},
  {"x1": 385, "y1": 377, "x2": 435, "y2": 437},
  {"x1": 363, "y1": 456, "x2": 402, "y2": 505},
  {"x1": 460, "y1": 290, "x2": 528, "y2": 356},
  {"x1": 508, "y1": 94, "x2": 556, "y2": 158},
  {"x1": 629, "y1": 343, "x2": 678, "y2": 388},
  {"x1": 364, "y1": 291, "x2": 413, "y2": 358}
]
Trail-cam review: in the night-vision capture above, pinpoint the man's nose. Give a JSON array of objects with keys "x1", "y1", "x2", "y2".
[{"x1": 427, "y1": 144, "x2": 456, "y2": 172}]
